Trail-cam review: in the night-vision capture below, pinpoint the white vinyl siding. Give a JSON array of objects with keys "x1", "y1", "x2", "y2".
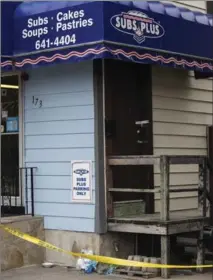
[
  {"x1": 152, "y1": 66, "x2": 212, "y2": 215},
  {"x1": 162, "y1": 0, "x2": 206, "y2": 12}
]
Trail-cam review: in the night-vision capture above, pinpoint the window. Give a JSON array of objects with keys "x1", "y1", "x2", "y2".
[{"x1": 1, "y1": 75, "x2": 21, "y2": 214}]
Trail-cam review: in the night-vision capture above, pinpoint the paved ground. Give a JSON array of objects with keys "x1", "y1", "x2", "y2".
[{"x1": 1, "y1": 266, "x2": 213, "y2": 280}]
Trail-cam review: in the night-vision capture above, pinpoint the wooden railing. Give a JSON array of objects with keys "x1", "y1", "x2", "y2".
[{"x1": 107, "y1": 155, "x2": 208, "y2": 221}]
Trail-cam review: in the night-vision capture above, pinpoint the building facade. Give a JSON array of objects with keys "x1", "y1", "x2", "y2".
[{"x1": 1, "y1": 0, "x2": 213, "y2": 271}]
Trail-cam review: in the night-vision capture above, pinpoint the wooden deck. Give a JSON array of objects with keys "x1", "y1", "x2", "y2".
[
  {"x1": 108, "y1": 212, "x2": 208, "y2": 279},
  {"x1": 106, "y1": 155, "x2": 209, "y2": 278},
  {"x1": 108, "y1": 212, "x2": 209, "y2": 235}
]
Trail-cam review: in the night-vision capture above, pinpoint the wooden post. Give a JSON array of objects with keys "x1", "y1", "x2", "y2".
[
  {"x1": 160, "y1": 156, "x2": 170, "y2": 278},
  {"x1": 161, "y1": 236, "x2": 170, "y2": 279},
  {"x1": 197, "y1": 158, "x2": 207, "y2": 273},
  {"x1": 160, "y1": 156, "x2": 170, "y2": 221},
  {"x1": 196, "y1": 226, "x2": 204, "y2": 274},
  {"x1": 203, "y1": 159, "x2": 207, "y2": 219},
  {"x1": 207, "y1": 126, "x2": 213, "y2": 225},
  {"x1": 198, "y1": 158, "x2": 207, "y2": 217},
  {"x1": 106, "y1": 163, "x2": 114, "y2": 218}
]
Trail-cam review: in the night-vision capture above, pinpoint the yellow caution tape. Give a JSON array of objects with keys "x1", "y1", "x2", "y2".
[{"x1": 0, "y1": 224, "x2": 213, "y2": 269}]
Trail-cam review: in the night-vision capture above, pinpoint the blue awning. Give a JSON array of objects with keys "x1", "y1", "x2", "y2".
[
  {"x1": 1, "y1": 1, "x2": 21, "y2": 71},
  {"x1": 1, "y1": 1, "x2": 213, "y2": 72}
]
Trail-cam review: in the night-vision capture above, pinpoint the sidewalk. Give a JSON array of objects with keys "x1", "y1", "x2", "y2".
[{"x1": 1, "y1": 266, "x2": 213, "y2": 280}]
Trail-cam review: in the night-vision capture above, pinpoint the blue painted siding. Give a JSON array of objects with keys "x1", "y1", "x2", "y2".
[
  {"x1": 24, "y1": 61, "x2": 95, "y2": 232},
  {"x1": 25, "y1": 119, "x2": 94, "y2": 135},
  {"x1": 25, "y1": 105, "x2": 94, "y2": 122},
  {"x1": 26, "y1": 175, "x2": 95, "y2": 190},
  {"x1": 25, "y1": 134, "x2": 94, "y2": 149},
  {"x1": 27, "y1": 189, "x2": 95, "y2": 204},
  {"x1": 25, "y1": 149, "x2": 94, "y2": 162},
  {"x1": 26, "y1": 162, "x2": 95, "y2": 176}
]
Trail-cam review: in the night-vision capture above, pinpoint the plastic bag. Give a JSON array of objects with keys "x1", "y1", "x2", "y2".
[{"x1": 76, "y1": 249, "x2": 97, "y2": 273}]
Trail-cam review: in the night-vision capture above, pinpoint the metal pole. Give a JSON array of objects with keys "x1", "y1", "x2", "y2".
[{"x1": 30, "y1": 168, "x2": 34, "y2": 217}]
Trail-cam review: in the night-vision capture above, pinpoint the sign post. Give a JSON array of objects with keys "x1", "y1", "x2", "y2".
[{"x1": 71, "y1": 161, "x2": 92, "y2": 203}]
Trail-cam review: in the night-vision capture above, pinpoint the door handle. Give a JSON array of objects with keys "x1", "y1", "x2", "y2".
[{"x1": 135, "y1": 120, "x2": 149, "y2": 127}]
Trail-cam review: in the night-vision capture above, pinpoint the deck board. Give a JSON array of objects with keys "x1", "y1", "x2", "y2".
[
  {"x1": 108, "y1": 211, "x2": 208, "y2": 235},
  {"x1": 108, "y1": 211, "x2": 206, "y2": 224}
]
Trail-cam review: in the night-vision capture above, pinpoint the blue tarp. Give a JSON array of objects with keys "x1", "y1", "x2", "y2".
[{"x1": 1, "y1": 1, "x2": 213, "y2": 72}]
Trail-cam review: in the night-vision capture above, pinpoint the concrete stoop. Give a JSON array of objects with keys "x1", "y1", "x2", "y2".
[
  {"x1": 0, "y1": 216, "x2": 134, "y2": 271},
  {"x1": 45, "y1": 230, "x2": 135, "y2": 267},
  {"x1": 0, "y1": 215, "x2": 45, "y2": 271}
]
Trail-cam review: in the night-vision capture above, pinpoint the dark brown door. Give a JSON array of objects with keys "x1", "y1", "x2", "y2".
[{"x1": 105, "y1": 59, "x2": 154, "y2": 213}]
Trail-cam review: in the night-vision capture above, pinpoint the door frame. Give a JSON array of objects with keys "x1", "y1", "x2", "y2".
[
  {"x1": 104, "y1": 59, "x2": 154, "y2": 214},
  {"x1": 93, "y1": 59, "x2": 154, "y2": 234},
  {"x1": 93, "y1": 59, "x2": 107, "y2": 234},
  {"x1": 1, "y1": 71, "x2": 25, "y2": 210}
]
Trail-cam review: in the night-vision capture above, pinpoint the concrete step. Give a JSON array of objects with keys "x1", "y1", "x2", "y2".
[{"x1": 0, "y1": 215, "x2": 45, "y2": 271}]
